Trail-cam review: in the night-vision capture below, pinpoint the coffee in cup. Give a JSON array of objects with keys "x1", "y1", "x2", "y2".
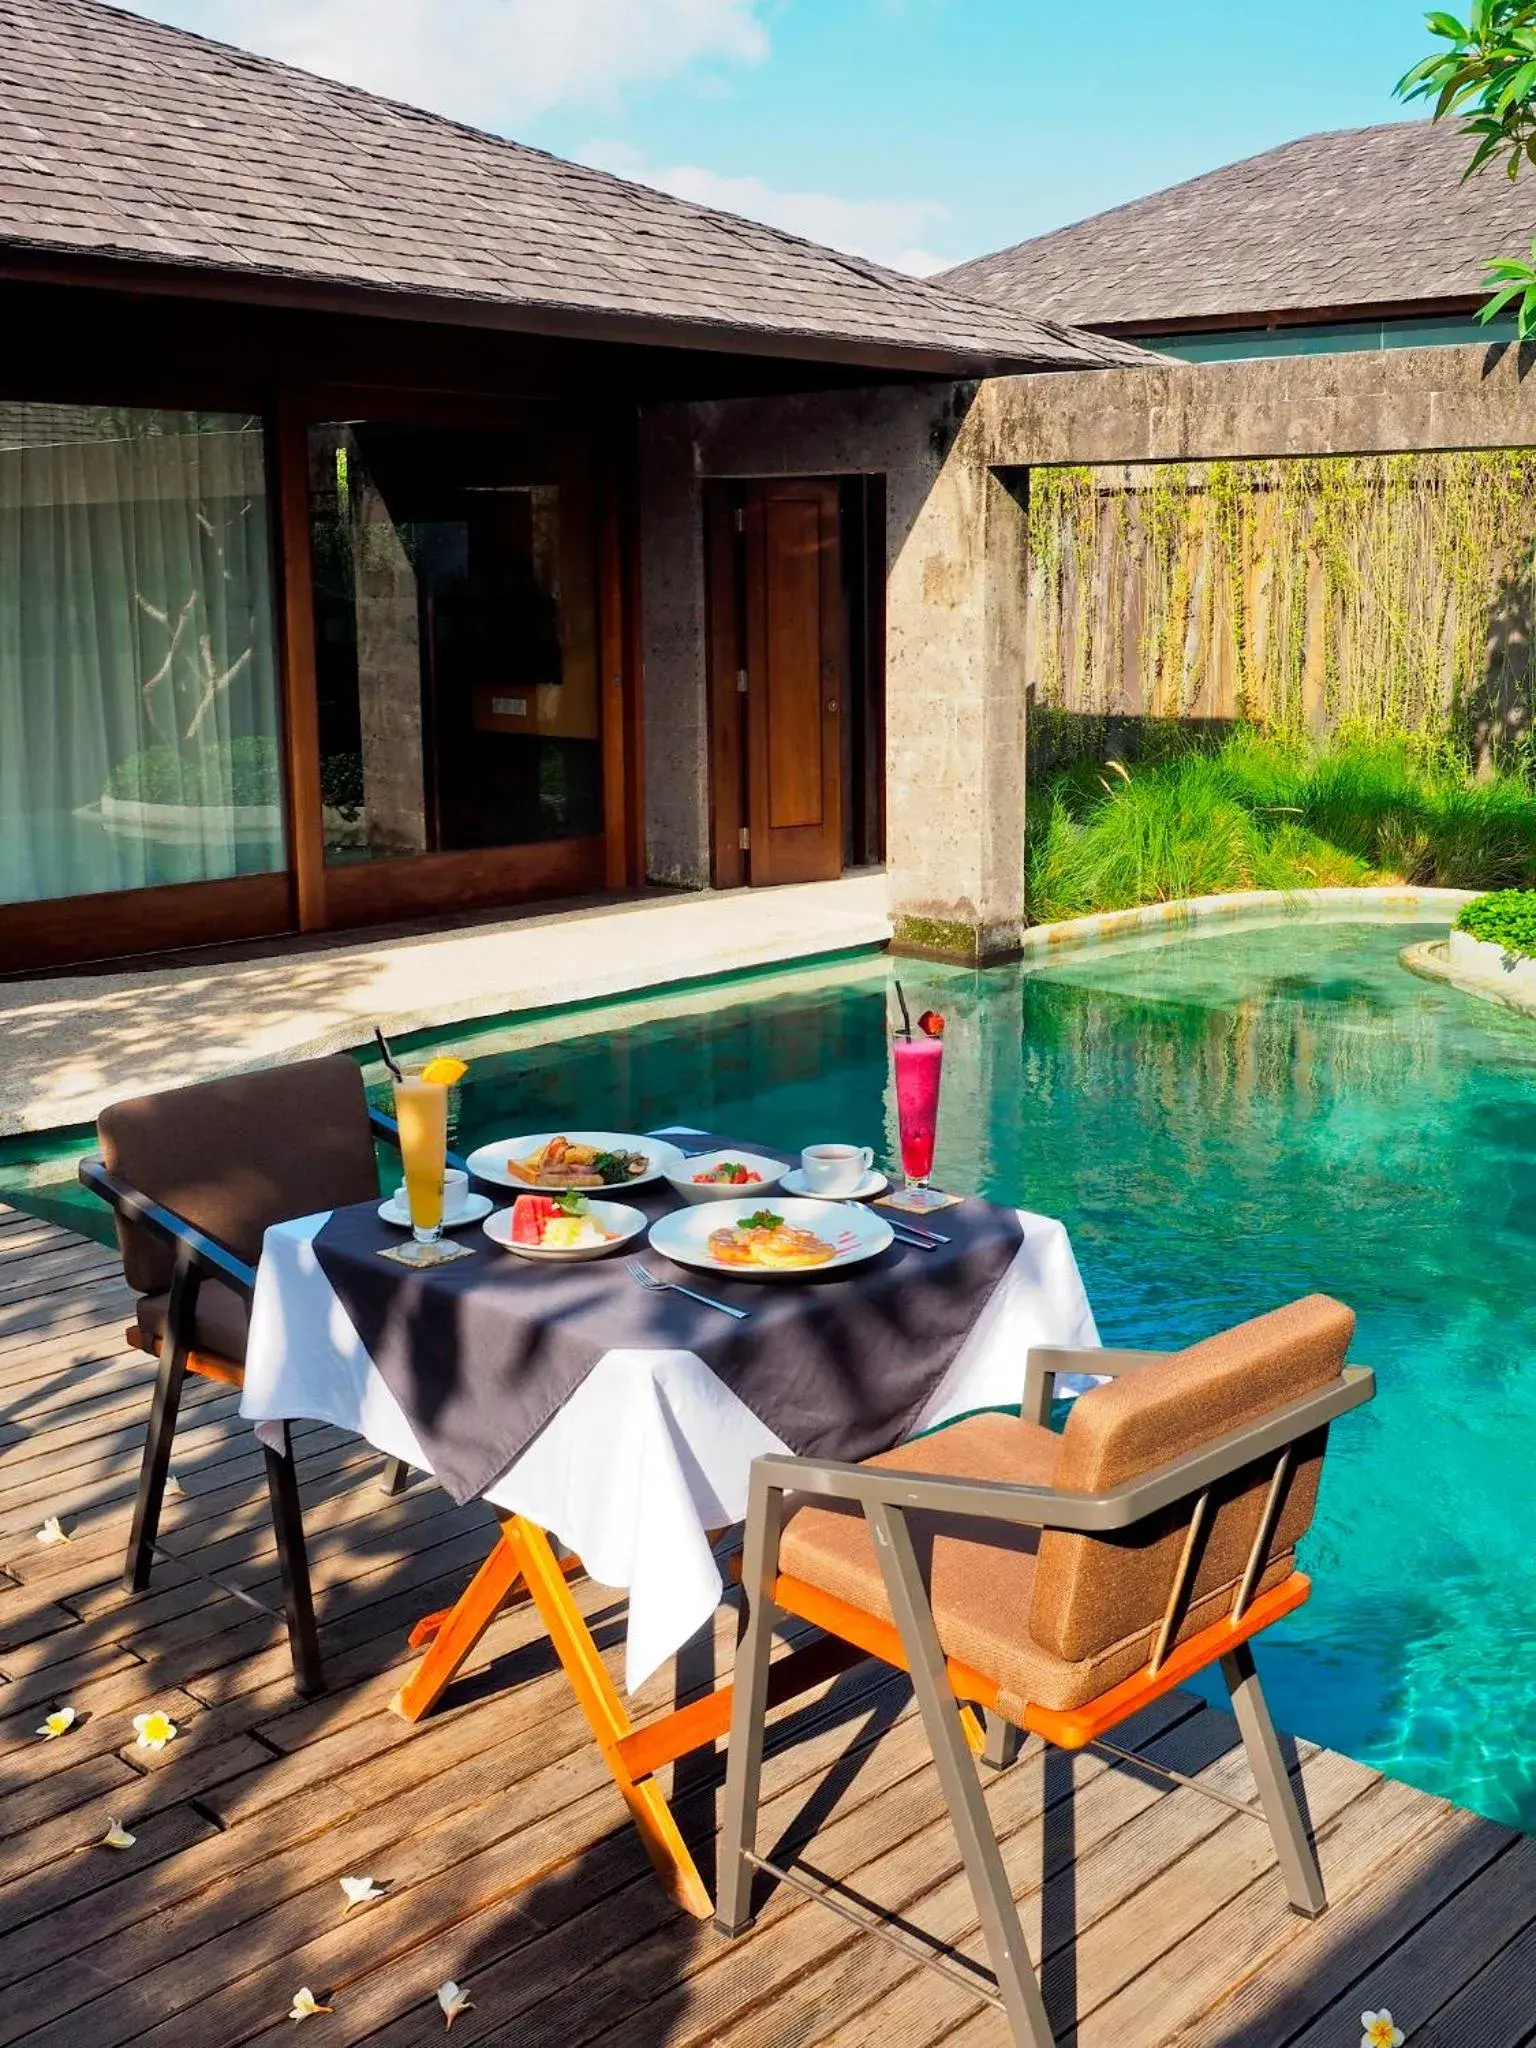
[{"x1": 800, "y1": 1143, "x2": 875, "y2": 1197}]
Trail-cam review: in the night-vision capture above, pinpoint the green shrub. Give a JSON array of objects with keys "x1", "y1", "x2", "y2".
[
  {"x1": 108, "y1": 735, "x2": 280, "y2": 808},
  {"x1": 1455, "y1": 890, "x2": 1536, "y2": 960},
  {"x1": 1027, "y1": 729, "x2": 1536, "y2": 922}
]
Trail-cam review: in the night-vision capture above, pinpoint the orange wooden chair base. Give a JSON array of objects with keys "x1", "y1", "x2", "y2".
[
  {"x1": 127, "y1": 1325, "x2": 245, "y2": 1390},
  {"x1": 771, "y1": 1568, "x2": 1312, "y2": 1752}
]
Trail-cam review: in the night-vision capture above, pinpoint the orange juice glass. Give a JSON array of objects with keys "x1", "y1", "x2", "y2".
[{"x1": 394, "y1": 1075, "x2": 448, "y2": 1244}]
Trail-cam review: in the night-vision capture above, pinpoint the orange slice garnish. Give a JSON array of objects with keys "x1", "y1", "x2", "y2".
[{"x1": 418, "y1": 1056, "x2": 468, "y2": 1087}]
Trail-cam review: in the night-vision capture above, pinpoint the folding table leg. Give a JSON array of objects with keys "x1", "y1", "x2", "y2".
[
  {"x1": 502, "y1": 1513, "x2": 714, "y2": 1922},
  {"x1": 390, "y1": 1527, "x2": 526, "y2": 1722}
]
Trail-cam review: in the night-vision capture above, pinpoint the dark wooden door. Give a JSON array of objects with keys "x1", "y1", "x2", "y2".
[{"x1": 740, "y1": 480, "x2": 844, "y2": 884}]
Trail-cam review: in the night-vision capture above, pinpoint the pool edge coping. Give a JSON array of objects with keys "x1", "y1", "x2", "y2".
[{"x1": 1020, "y1": 885, "x2": 1476, "y2": 960}]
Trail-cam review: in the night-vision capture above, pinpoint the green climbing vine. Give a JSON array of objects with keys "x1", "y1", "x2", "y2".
[{"x1": 1025, "y1": 450, "x2": 1536, "y2": 771}]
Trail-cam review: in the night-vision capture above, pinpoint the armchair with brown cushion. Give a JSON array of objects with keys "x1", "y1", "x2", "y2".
[
  {"x1": 80, "y1": 1054, "x2": 422, "y2": 1697},
  {"x1": 716, "y1": 1295, "x2": 1374, "y2": 2048}
]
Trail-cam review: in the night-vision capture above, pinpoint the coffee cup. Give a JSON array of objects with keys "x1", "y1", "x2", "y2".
[
  {"x1": 396, "y1": 1166, "x2": 470, "y2": 1218},
  {"x1": 800, "y1": 1143, "x2": 874, "y2": 1197}
]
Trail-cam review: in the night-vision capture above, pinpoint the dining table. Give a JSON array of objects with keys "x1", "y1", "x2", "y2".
[{"x1": 240, "y1": 1128, "x2": 1101, "y2": 1917}]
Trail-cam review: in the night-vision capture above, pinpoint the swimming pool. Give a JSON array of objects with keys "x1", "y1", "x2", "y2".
[{"x1": 8, "y1": 914, "x2": 1534, "y2": 1828}]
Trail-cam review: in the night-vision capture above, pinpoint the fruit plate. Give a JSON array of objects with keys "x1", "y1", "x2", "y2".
[
  {"x1": 466, "y1": 1132, "x2": 686, "y2": 1195},
  {"x1": 664, "y1": 1149, "x2": 788, "y2": 1206},
  {"x1": 483, "y1": 1201, "x2": 648, "y2": 1263},
  {"x1": 648, "y1": 1196, "x2": 893, "y2": 1282}
]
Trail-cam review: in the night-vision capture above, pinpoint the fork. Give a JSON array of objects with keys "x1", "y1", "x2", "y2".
[{"x1": 626, "y1": 1258, "x2": 751, "y2": 1320}]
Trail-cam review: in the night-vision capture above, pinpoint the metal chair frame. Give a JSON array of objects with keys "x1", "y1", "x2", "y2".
[
  {"x1": 717, "y1": 1345, "x2": 1375, "y2": 2048},
  {"x1": 78, "y1": 1105, "x2": 454, "y2": 1698}
]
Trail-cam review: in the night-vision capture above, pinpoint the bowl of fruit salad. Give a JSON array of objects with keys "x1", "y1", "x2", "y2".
[
  {"x1": 665, "y1": 1148, "x2": 787, "y2": 1207},
  {"x1": 484, "y1": 1192, "x2": 648, "y2": 1262}
]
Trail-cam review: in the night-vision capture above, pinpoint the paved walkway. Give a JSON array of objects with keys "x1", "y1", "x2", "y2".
[{"x1": 0, "y1": 875, "x2": 890, "y2": 1136}]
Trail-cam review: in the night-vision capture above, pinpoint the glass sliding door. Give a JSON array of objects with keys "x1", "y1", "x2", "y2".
[
  {"x1": 0, "y1": 404, "x2": 284, "y2": 904},
  {"x1": 307, "y1": 421, "x2": 603, "y2": 869}
]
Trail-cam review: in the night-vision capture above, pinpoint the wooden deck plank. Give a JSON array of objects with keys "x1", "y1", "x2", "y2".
[{"x1": 0, "y1": 1207, "x2": 1528, "y2": 2048}]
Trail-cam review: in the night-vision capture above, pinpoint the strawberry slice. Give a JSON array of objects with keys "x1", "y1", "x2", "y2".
[{"x1": 917, "y1": 1009, "x2": 946, "y2": 1038}]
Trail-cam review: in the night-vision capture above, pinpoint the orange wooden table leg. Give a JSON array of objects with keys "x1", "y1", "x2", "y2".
[
  {"x1": 502, "y1": 1513, "x2": 714, "y2": 1921},
  {"x1": 390, "y1": 1528, "x2": 527, "y2": 1722}
]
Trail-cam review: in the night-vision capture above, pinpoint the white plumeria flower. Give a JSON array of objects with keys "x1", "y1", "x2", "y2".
[
  {"x1": 164, "y1": 1472, "x2": 186, "y2": 1499},
  {"x1": 131, "y1": 1710, "x2": 178, "y2": 1753},
  {"x1": 436, "y1": 1981, "x2": 473, "y2": 2031},
  {"x1": 36, "y1": 1707, "x2": 75, "y2": 1740},
  {"x1": 338, "y1": 1875, "x2": 385, "y2": 1911},
  {"x1": 101, "y1": 1819, "x2": 136, "y2": 1850},
  {"x1": 1361, "y1": 2012, "x2": 1405, "y2": 2048},
  {"x1": 287, "y1": 1987, "x2": 332, "y2": 2022},
  {"x1": 35, "y1": 1515, "x2": 70, "y2": 1547}
]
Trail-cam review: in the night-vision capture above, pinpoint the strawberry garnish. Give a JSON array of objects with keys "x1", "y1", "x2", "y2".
[{"x1": 918, "y1": 1009, "x2": 946, "y2": 1038}]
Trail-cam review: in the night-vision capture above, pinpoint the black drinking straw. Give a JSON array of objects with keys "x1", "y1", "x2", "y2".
[
  {"x1": 374, "y1": 1026, "x2": 404, "y2": 1083},
  {"x1": 893, "y1": 981, "x2": 914, "y2": 1040}
]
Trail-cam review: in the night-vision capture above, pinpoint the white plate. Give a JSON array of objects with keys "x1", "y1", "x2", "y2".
[
  {"x1": 482, "y1": 1200, "x2": 649, "y2": 1263},
  {"x1": 779, "y1": 1165, "x2": 889, "y2": 1203},
  {"x1": 664, "y1": 1149, "x2": 788, "y2": 1206},
  {"x1": 466, "y1": 1131, "x2": 686, "y2": 1195},
  {"x1": 377, "y1": 1192, "x2": 493, "y2": 1230},
  {"x1": 648, "y1": 1195, "x2": 893, "y2": 1282}
]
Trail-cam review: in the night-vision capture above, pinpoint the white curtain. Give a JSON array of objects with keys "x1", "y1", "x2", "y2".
[{"x1": 0, "y1": 406, "x2": 284, "y2": 904}]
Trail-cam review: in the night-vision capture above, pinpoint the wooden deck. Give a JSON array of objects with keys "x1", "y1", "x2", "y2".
[{"x1": 0, "y1": 1203, "x2": 1532, "y2": 2047}]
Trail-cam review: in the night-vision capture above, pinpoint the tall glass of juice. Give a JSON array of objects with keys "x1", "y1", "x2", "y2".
[
  {"x1": 893, "y1": 1032, "x2": 944, "y2": 1189},
  {"x1": 394, "y1": 1075, "x2": 448, "y2": 1257}
]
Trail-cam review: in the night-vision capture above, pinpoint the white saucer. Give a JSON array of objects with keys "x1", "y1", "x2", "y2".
[
  {"x1": 779, "y1": 1166, "x2": 889, "y2": 1202},
  {"x1": 377, "y1": 1193, "x2": 493, "y2": 1230}
]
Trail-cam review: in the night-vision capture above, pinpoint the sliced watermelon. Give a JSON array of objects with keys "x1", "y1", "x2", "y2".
[{"x1": 511, "y1": 1195, "x2": 557, "y2": 1245}]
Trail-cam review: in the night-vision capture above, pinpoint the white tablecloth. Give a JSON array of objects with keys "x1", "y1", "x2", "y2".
[{"x1": 242, "y1": 1202, "x2": 1099, "y2": 1691}]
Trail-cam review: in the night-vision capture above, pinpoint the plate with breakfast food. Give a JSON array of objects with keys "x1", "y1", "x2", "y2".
[
  {"x1": 466, "y1": 1131, "x2": 685, "y2": 1194},
  {"x1": 648, "y1": 1195, "x2": 893, "y2": 1281},
  {"x1": 663, "y1": 1148, "x2": 787, "y2": 1206},
  {"x1": 484, "y1": 1193, "x2": 648, "y2": 1263}
]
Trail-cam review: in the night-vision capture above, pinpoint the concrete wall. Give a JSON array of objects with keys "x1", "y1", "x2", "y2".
[
  {"x1": 638, "y1": 380, "x2": 1033, "y2": 959},
  {"x1": 638, "y1": 342, "x2": 1536, "y2": 963}
]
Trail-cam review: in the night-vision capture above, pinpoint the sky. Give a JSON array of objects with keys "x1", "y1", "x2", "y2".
[{"x1": 125, "y1": 1, "x2": 1431, "y2": 275}]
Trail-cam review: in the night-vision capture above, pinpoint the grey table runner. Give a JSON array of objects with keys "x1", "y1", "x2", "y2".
[{"x1": 312, "y1": 1136, "x2": 1024, "y2": 1505}]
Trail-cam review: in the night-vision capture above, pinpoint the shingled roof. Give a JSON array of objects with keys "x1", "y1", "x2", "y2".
[
  {"x1": 941, "y1": 120, "x2": 1536, "y2": 332},
  {"x1": 0, "y1": 0, "x2": 1144, "y2": 375}
]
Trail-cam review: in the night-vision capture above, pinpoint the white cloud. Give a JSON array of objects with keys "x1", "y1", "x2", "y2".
[
  {"x1": 580, "y1": 141, "x2": 950, "y2": 275},
  {"x1": 123, "y1": 0, "x2": 770, "y2": 125}
]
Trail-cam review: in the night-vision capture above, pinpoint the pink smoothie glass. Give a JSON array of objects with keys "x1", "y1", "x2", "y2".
[{"x1": 893, "y1": 1032, "x2": 944, "y2": 1188}]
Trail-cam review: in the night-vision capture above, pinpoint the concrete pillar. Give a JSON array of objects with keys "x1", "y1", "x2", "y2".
[
  {"x1": 637, "y1": 405, "x2": 711, "y2": 889},
  {"x1": 885, "y1": 427, "x2": 1029, "y2": 963},
  {"x1": 352, "y1": 468, "x2": 428, "y2": 859}
]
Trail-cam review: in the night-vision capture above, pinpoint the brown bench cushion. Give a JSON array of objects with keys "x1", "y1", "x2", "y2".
[{"x1": 133, "y1": 1280, "x2": 250, "y2": 1368}]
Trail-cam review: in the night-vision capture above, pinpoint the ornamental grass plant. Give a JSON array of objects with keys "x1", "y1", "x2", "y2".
[{"x1": 1027, "y1": 729, "x2": 1536, "y2": 922}]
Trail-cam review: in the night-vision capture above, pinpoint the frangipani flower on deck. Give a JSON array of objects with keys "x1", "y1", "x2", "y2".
[
  {"x1": 101, "y1": 1819, "x2": 136, "y2": 1850},
  {"x1": 35, "y1": 1707, "x2": 75, "y2": 1740},
  {"x1": 1362, "y1": 2013, "x2": 1404, "y2": 2048},
  {"x1": 131, "y1": 1710, "x2": 178, "y2": 1753},
  {"x1": 338, "y1": 1875, "x2": 385, "y2": 1911},
  {"x1": 287, "y1": 1987, "x2": 332, "y2": 2022},
  {"x1": 35, "y1": 1516, "x2": 69, "y2": 1547},
  {"x1": 436, "y1": 1981, "x2": 473, "y2": 2030}
]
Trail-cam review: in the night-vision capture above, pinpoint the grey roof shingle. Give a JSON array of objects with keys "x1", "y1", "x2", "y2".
[
  {"x1": 0, "y1": 0, "x2": 1145, "y2": 372},
  {"x1": 941, "y1": 120, "x2": 1536, "y2": 330}
]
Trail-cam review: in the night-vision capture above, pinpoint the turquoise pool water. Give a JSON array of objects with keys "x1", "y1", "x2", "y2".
[{"x1": 9, "y1": 915, "x2": 1535, "y2": 1827}]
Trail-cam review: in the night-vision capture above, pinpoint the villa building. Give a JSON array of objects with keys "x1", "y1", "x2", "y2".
[
  {"x1": 0, "y1": 0, "x2": 1137, "y2": 975},
  {"x1": 942, "y1": 120, "x2": 1536, "y2": 361}
]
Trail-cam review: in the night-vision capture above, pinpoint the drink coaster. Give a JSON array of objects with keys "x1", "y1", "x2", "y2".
[
  {"x1": 877, "y1": 1187, "x2": 963, "y2": 1216},
  {"x1": 380, "y1": 1237, "x2": 476, "y2": 1269}
]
